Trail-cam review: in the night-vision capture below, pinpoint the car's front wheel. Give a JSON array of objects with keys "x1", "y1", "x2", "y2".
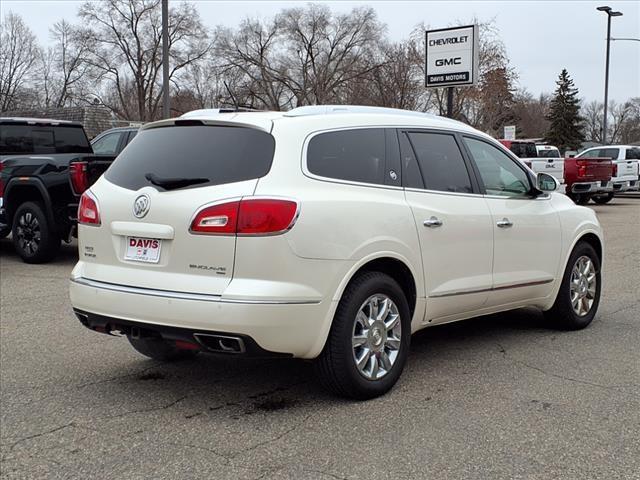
[
  {"x1": 544, "y1": 241, "x2": 601, "y2": 330},
  {"x1": 315, "y1": 271, "x2": 411, "y2": 399}
]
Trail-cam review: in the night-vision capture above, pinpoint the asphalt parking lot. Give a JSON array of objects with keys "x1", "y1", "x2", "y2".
[{"x1": 1, "y1": 198, "x2": 639, "y2": 480}]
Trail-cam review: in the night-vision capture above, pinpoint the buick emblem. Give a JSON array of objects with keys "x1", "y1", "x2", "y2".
[{"x1": 133, "y1": 194, "x2": 150, "y2": 218}]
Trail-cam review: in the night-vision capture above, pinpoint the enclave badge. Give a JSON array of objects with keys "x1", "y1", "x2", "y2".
[{"x1": 133, "y1": 194, "x2": 150, "y2": 218}]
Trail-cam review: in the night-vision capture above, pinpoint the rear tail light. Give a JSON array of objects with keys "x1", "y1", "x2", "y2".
[
  {"x1": 0, "y1": 161, "x2": 4, "y2": 198},
  {"x1": 612, "y1": 163, "x2": 618, "y2": 177},
  {"x1": 190, "y1": 198, "x2": 298, "y2": 236},
  {"x1": 576, "y1": 160, "x2": 587, "y2": 178},
  {"x1": 69, "y1": 161, "x2": 89, "y2": 195},
  {"x1": 78, "y1": 190, "x2": 101, "y2": 226}
]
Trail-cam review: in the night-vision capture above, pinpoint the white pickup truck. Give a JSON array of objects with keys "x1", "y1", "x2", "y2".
[
  {"x1": 575, "y1": 145, "x2": 640, "y2": 204},
  {"x1": 499, "y1": 140, "x2": 565, "y2": 192}
]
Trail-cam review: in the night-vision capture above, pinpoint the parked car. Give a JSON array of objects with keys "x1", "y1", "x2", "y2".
[
  {"x1": 70, "y1": 106, "x2": 603, "y2": 399},
  {"x1": 69, "y1": 126, "x2": 140, "y2": 208},
  {"x1": 0, "y1": 118, "x2": 119, "y2": 262},
  {"x1": 563, "y1": 156, "x2": 614, "y2": 204},
  {"x1": 536, "y1": 145, "x2": 561, "y2": 158},
  {"x1": 575, "y1": 145, "x2": 640, "y2": 204},
  {"x1": 499, "y1": 140, "x2": 565, "y2": 192}
]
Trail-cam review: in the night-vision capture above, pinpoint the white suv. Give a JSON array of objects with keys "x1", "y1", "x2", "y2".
[{"x1": 69, "y1": 106, "x2": 603, "y2": 399}]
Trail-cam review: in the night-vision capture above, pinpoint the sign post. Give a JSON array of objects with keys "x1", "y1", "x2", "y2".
[
  {"x1": 504, "y1": 125, "x2": 516, "y2": 141},
  {"x1": 425, "y1": 24, "x2": 479, "y2": 118}
]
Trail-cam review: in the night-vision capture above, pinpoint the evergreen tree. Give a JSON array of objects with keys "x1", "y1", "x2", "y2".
[{"x1": 544, "y1": 69, "x2": 585, "y2": 152}]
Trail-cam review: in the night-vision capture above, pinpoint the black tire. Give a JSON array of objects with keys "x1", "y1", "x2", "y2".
[
  {"x1": 11, "y1": 202, "x2": 60, "y2": 264},
  {"x1": 314, "y1": 271, "x2": 411, "y2": 400},
  {"x1": 591, "y1": 193, "x2": 614, "y2": 204},
  {"x1": 127, "y1": 335, "x2": 197, "y2": 361},
  {"x1": 544, "y1": 242, "x2": 601, "y2": 330},
  {"x1": 570, "y1": 193, "x2": 591, "y2": 205}
]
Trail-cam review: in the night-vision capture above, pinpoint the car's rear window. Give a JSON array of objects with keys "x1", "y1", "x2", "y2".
[
  {"x1": 0, "y1": 124, "x2": 91, "y2": 154},
  {"x1": 105, "y1": 125, "x2": 275, "y2": 191},
  {"x1": 508, "y1": 142, "x2": 537, "y2": 158}
]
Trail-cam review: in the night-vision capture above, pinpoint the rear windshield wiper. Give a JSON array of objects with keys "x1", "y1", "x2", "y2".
[{"x1": 145, "y1": 173, "x2": 209, "y2": 190}]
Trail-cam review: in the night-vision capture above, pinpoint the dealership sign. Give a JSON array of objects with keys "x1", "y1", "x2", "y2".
[{"x1": 425, "y1": 25, "x2": 479, "y2": 88}]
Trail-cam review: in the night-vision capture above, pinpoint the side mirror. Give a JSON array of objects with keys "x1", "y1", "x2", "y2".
[{"x1": 537, "y1": 172, "x2": 559, "y2": 192}]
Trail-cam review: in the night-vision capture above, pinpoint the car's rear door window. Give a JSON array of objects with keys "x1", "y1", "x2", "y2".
[
  {"x1": 307, "y1": 128, "x2": 386, "y2": 185},
  {"x1": 0, "y1": 124, "x2": 91, "y2": 154},
  {"x1": 105, "y1": 125, "x2": 275, "y2": 191},
  {"x1": 626, "y1": 148, "x2": 640, "y2": 160},
  {"x1": 404, "y1": 131, "x2": 473, "y2": 193}
]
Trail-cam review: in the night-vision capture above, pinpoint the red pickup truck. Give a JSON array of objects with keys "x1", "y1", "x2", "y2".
[
  {"x1": 498, "y1": 140, "x2": 613, "y2": 205},
  {"x1": 563, "y1": 156, "x2": 614, "y2": 204}
]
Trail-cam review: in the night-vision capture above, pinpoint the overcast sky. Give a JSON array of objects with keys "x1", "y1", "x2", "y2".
[{"x1": 3, "y1": 0, "x2": 639, "y2": 103}]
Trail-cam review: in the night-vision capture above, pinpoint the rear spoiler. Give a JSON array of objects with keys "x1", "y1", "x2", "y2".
[{"x1": 142, "y1": 115, "x2": 273, "y2": 133}]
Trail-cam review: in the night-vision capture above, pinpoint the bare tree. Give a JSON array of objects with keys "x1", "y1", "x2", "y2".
[
  {"x1": 36, "y1": 20, "x2": 93, "y2": 108},
  {"x1": 79, "y1": 0, "x2": 211, "y2": 121},
  {"x1": 583, "y1": 100, "x2": 604, "y2": 143},
  {"x1": 0, "y1": 12, "x2": 40, "y2": 111},
  {"x1": 277, "y1": 5, "x2": 385, "y2": 106},
  {"x1": 215, "y1": 17, "x2": 288, "y2": 109},
  {"x1": 513, "y1": 90, "x2": 550, "y2": 139}
]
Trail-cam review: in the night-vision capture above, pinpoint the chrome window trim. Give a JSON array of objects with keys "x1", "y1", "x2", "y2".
[
  {"x1": 70, "y1": 277, "x2": 320, "y2": 305},
  {"x1": 403, "y1": 187, "x2": 483, "y2": 199},
  {"x1": 429, "y1": 278, "x2": 554, "y2": 298}
]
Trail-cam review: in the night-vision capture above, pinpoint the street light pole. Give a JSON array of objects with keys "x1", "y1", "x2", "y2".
[
  {"x1": 162, "y1": 0, "x2": 170, "y2": 119},
  {"x1": 596, "y1": 6, "x2": 623, "y2": 144}
]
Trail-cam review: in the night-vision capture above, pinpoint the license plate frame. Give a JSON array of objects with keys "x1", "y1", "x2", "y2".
[{"x1": 124, "y1": 236, "x2": 162, "y2": 264}]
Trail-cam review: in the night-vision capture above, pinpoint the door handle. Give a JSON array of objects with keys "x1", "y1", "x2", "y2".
[
  {"x1": 423, "y1": 216, "x2": 443, "y2": 228},
  {"x1": 496, "y1": 218, "x2": 513, "y2": 228}
]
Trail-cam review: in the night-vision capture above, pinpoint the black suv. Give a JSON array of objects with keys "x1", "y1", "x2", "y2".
[{"x1": 0, "y1": 118, "x2": 122, "y2": 263}]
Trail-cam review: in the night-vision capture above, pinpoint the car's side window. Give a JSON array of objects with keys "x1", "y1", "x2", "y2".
[
  {"x1": 403, "y1": 131, "x2": 473, "y2": 193},
  {"x1": 626, "y1": 148, "x2": 640, "y2": 160},
  {"x1": 578, "y1": 149, "x2": 600, "y2": 158},
  {"x1": 600, "y1": 148, "x2": 619, "y2": 160},
  {"x1": 464, "y1": 137, "x2": 532, "y2": 197},
  {"x1": 307, "y1": 128, "x2": 386, "y2": 185},
  {"x1": 92, "y1": 132, "x2": 123, "y2": 155}
]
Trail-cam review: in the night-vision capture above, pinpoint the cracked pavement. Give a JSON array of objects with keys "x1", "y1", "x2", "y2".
[{"x1": 1, "y1": 198, "x2": 639, "y2": 479}]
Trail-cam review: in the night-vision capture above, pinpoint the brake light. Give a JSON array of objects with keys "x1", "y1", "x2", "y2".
[
  {"x1": 190, "y1": 200, "x2": 240, "y2": 235},
  {"x1": 576, "y1": 160, "x2": 587, "y2": 178},
  {"x1": 612, "y1": 163, "x2": 617, "y2": 177},
  {"x1": 70, "y1": 161, "x2": 89, "y2": 195},
  {"x1": 190, "y1": 198, "x2": 298, "y2": 236},
  {"x1": 0, "y1": 161, "x2": 4, "y2": 198},
  {"x1": 78, "y1": 190, "x2": 101, "y2": 226}
]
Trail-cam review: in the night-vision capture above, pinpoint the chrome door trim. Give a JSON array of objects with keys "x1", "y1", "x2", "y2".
[
  {"x1": 429, "y1": 278, "x2": 554, "y2": 298},
  {"x1": 70, "y1": 277, "x2": 320, "y2": 305}
]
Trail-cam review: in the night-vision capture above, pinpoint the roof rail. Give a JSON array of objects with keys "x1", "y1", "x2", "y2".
[{"x1": 283, "y1": 105, "x2": 439, "y2": 119}]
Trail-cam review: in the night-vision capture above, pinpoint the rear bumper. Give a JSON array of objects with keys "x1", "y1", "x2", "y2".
[
  {"x1": 612, "y1": 180, "x2": 637, "y2": 192},
  {"x1": 570, "y1": 181, "x2": 612, "y2": 194},
  {"x1": 69, "y1": 276, "x2": 334, "y2": 359}
]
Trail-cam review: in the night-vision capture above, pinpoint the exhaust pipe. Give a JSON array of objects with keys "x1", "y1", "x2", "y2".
[{"x1": 193, "y1": 333, "x2": 246, "y2": 354}]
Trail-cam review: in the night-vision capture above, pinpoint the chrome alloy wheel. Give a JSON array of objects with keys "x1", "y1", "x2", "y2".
[
  {"x1": 16, "y1": 211, "x2": 41, "y2": 255},
  {"x1": 352, "y1": 294, "x2": 402, "y2": 380},
  {"x1": 570, "y1": 255, "x2": 597, "y2": 317}
]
